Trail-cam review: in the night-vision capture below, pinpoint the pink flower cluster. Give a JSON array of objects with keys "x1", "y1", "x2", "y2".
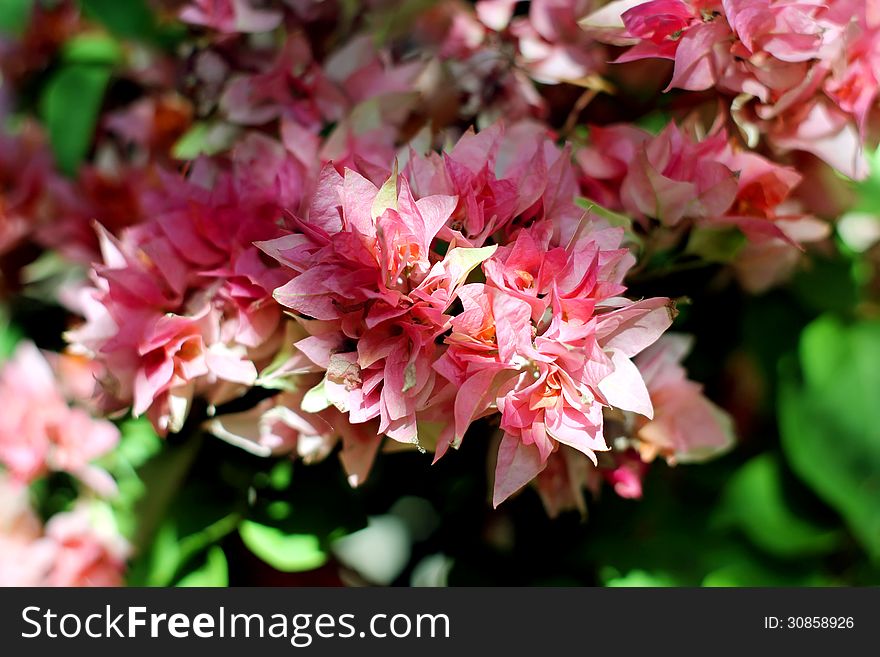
[
  {"x1": 0, "y1": 344, "x2": 127, "y2": 586},
  {"x1": 583, "y1": 0, "x2": 880, "y2": 178},
  {"x1": 66, "y1": 141, "x2": 307, "y2": 434},
  {"x1": 0, "y1": 342, "x2": 119, "y2": 494},
  {"x1": 0, "y1": 474, "x2": 128, "y2": 586},
  {"x1": 576, "y1": 120, "x2": 821, "y2": 243},
  {"x1": 243, "y1": 123, "x2": 734, "y2": 506},
  {"x1": 21, "y1": 0, "x2": 860, "y2": 519}
]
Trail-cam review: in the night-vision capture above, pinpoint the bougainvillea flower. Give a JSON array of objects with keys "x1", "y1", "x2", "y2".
[
  {"x1": 406, "y1": 121, "x2": 584, "y2": 246},
  {"x1": 532, "y1": 445, "x2": 597, "y2": 517},
  {"x1": 633, "y1": 334, "x2": 735, "y2": 463},
  {"x1": 0, "y1": 342, "x2": 119, "y2": 493},
  {"x1": 0, "y1": 473, "x2": 57, "y2": 586},
  {"x1": 577, "y1": 121, "x2": 811, "y2": 243},
  {"x1": 42, "y1": 504, "x2": 130, "y2": 587},
  {"x1": 180, "y1": 0, "x2": 283, "y2": 34},
  {"x1": 207, "y1": 388, "x2": 383, "y2": 487},
  {"x1": 261, "y1": 165, "x2": 504, "y2": 445},
  {"x1": 503, "y1": 0, "x2": 606, "y2": 85},
  {"x1": 732, "y1": 215, "x2": 829, "y2": 293},
  {"x1": 0, "y1": 482, "x2": 128, "y2": 586},
  {"x1": 582, "y1": 0, "x2": 877, "y2": 178},
  {"x1": 268, "y1": 168, "x2": 458, "y2": 319},
  {"x1": 428, "y1": 215, "x2": 674, "y2": 506},
  {"x1": 67, "y1": 147, "x2": 306, "y2": 433},
  {"x1": 0, "y1": 485, "x2": 128, "y2": 587}
]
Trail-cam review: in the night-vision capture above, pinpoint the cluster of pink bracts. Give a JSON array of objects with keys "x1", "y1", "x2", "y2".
[
  {"x1": 1, "y1": 0, "x2": 879, "y2": 579},
  {"x1": 62, "y1": 120, "x2": 737, "y2": 512},
  {"x1": 584, "y1": 0, "x2": 879, "y2": 179}
]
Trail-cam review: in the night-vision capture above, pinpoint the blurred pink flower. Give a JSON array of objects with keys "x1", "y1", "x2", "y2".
[
  {"x1": 0, "y1": 476, "x2": 129, "y2": 587},
  {"x1": 0, "y1": 123, "x2": 52, "y2": 257},
  {"x1": 0, "y1": 474, "x2": 55, "y2": 586},
  {"x1": 0, "y1": 342, "x2": 119, "y2": 493},
  {"x1": 180, "y1": 0, "x2": 283, "y2": 34},
  {"x1": 43, "y1": 504, "x2": 130, "y2": 587}
]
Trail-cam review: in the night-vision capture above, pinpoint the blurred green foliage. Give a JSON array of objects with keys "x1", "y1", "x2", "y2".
[
  {"x1": 780, "y1": 317, "x2": 880, "y2": 560},
  {"x1": 0, "y1": 0, "x2": 32, "y2": 36}
]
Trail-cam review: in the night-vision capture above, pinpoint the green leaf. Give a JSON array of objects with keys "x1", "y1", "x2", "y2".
[
  {"x1": 797, "y1": 315, "x2": 850, "y2": 389},
  {"x1": 78, "y1": 0, "x2": 186, "y2": 49},
  {"x1": 602, "y1": 568, "x2": 677, "y2": 587},
  {"x1": 852, "y1": 146, "x2": 880, "y2": 215},
  {"x1": 364, "y1": 0, "x2": 437, "y2": 46},
  {"x1": 79, "y1": 0, "x2": 155, "y2": 37},
  {"x1": 128, "y1": 433, "x2": 202, "y2": 556},
  {"x1": 255, "y1": 322, "x2": 307, "y2": 392},
  {"x1": 636, "y1": 111, "x2": 672, "y2": 135},
  {"x1": 115, "y1": 417, "x2": 163, "y2": 470},
  {"x1": 239, "y1": 521, "x2": 328, "y2": 572},
  {"x1": 136, "y1": 511, "x2": 239, "y2": 586},
  {"x1": 267, "y1": 460, "x2": 293, "y2": 491},
  {"x1": 0, "y1": 0, "x2": 32, "y2": 36},
  {"x1": 0, "y1": 308, "x2": 22, "y2": 360},
  {"x1": 574, "y1": 197, "x2": 642, "y2": 250},
  {"x1": 94, "y1": 416, "x2": 162, "y2": 539},
  {"x1": 176, "y1": 547, "x2": 229, "y2": 587},
  {"x1": 61, "y1": 33, "x2": 124, "y2": 66},
  {"x1": 39, "y1": 64, "x2": 111, "y2": 175},
  {"x1": 249, "y1": 457, "x2": 367, "y2": 541},
  {"x1": 717, "y1": 453, "x2": 841, "y2": 557},
  {"x1": 779, "y1": 316, "x2": 880, "y2": 559},
  {"x1": 575, "y1": 197, "x2": 632, "y2": 228},
  {"x1": 702, "y1": 561, "x2": 830, "y2": 587}
]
